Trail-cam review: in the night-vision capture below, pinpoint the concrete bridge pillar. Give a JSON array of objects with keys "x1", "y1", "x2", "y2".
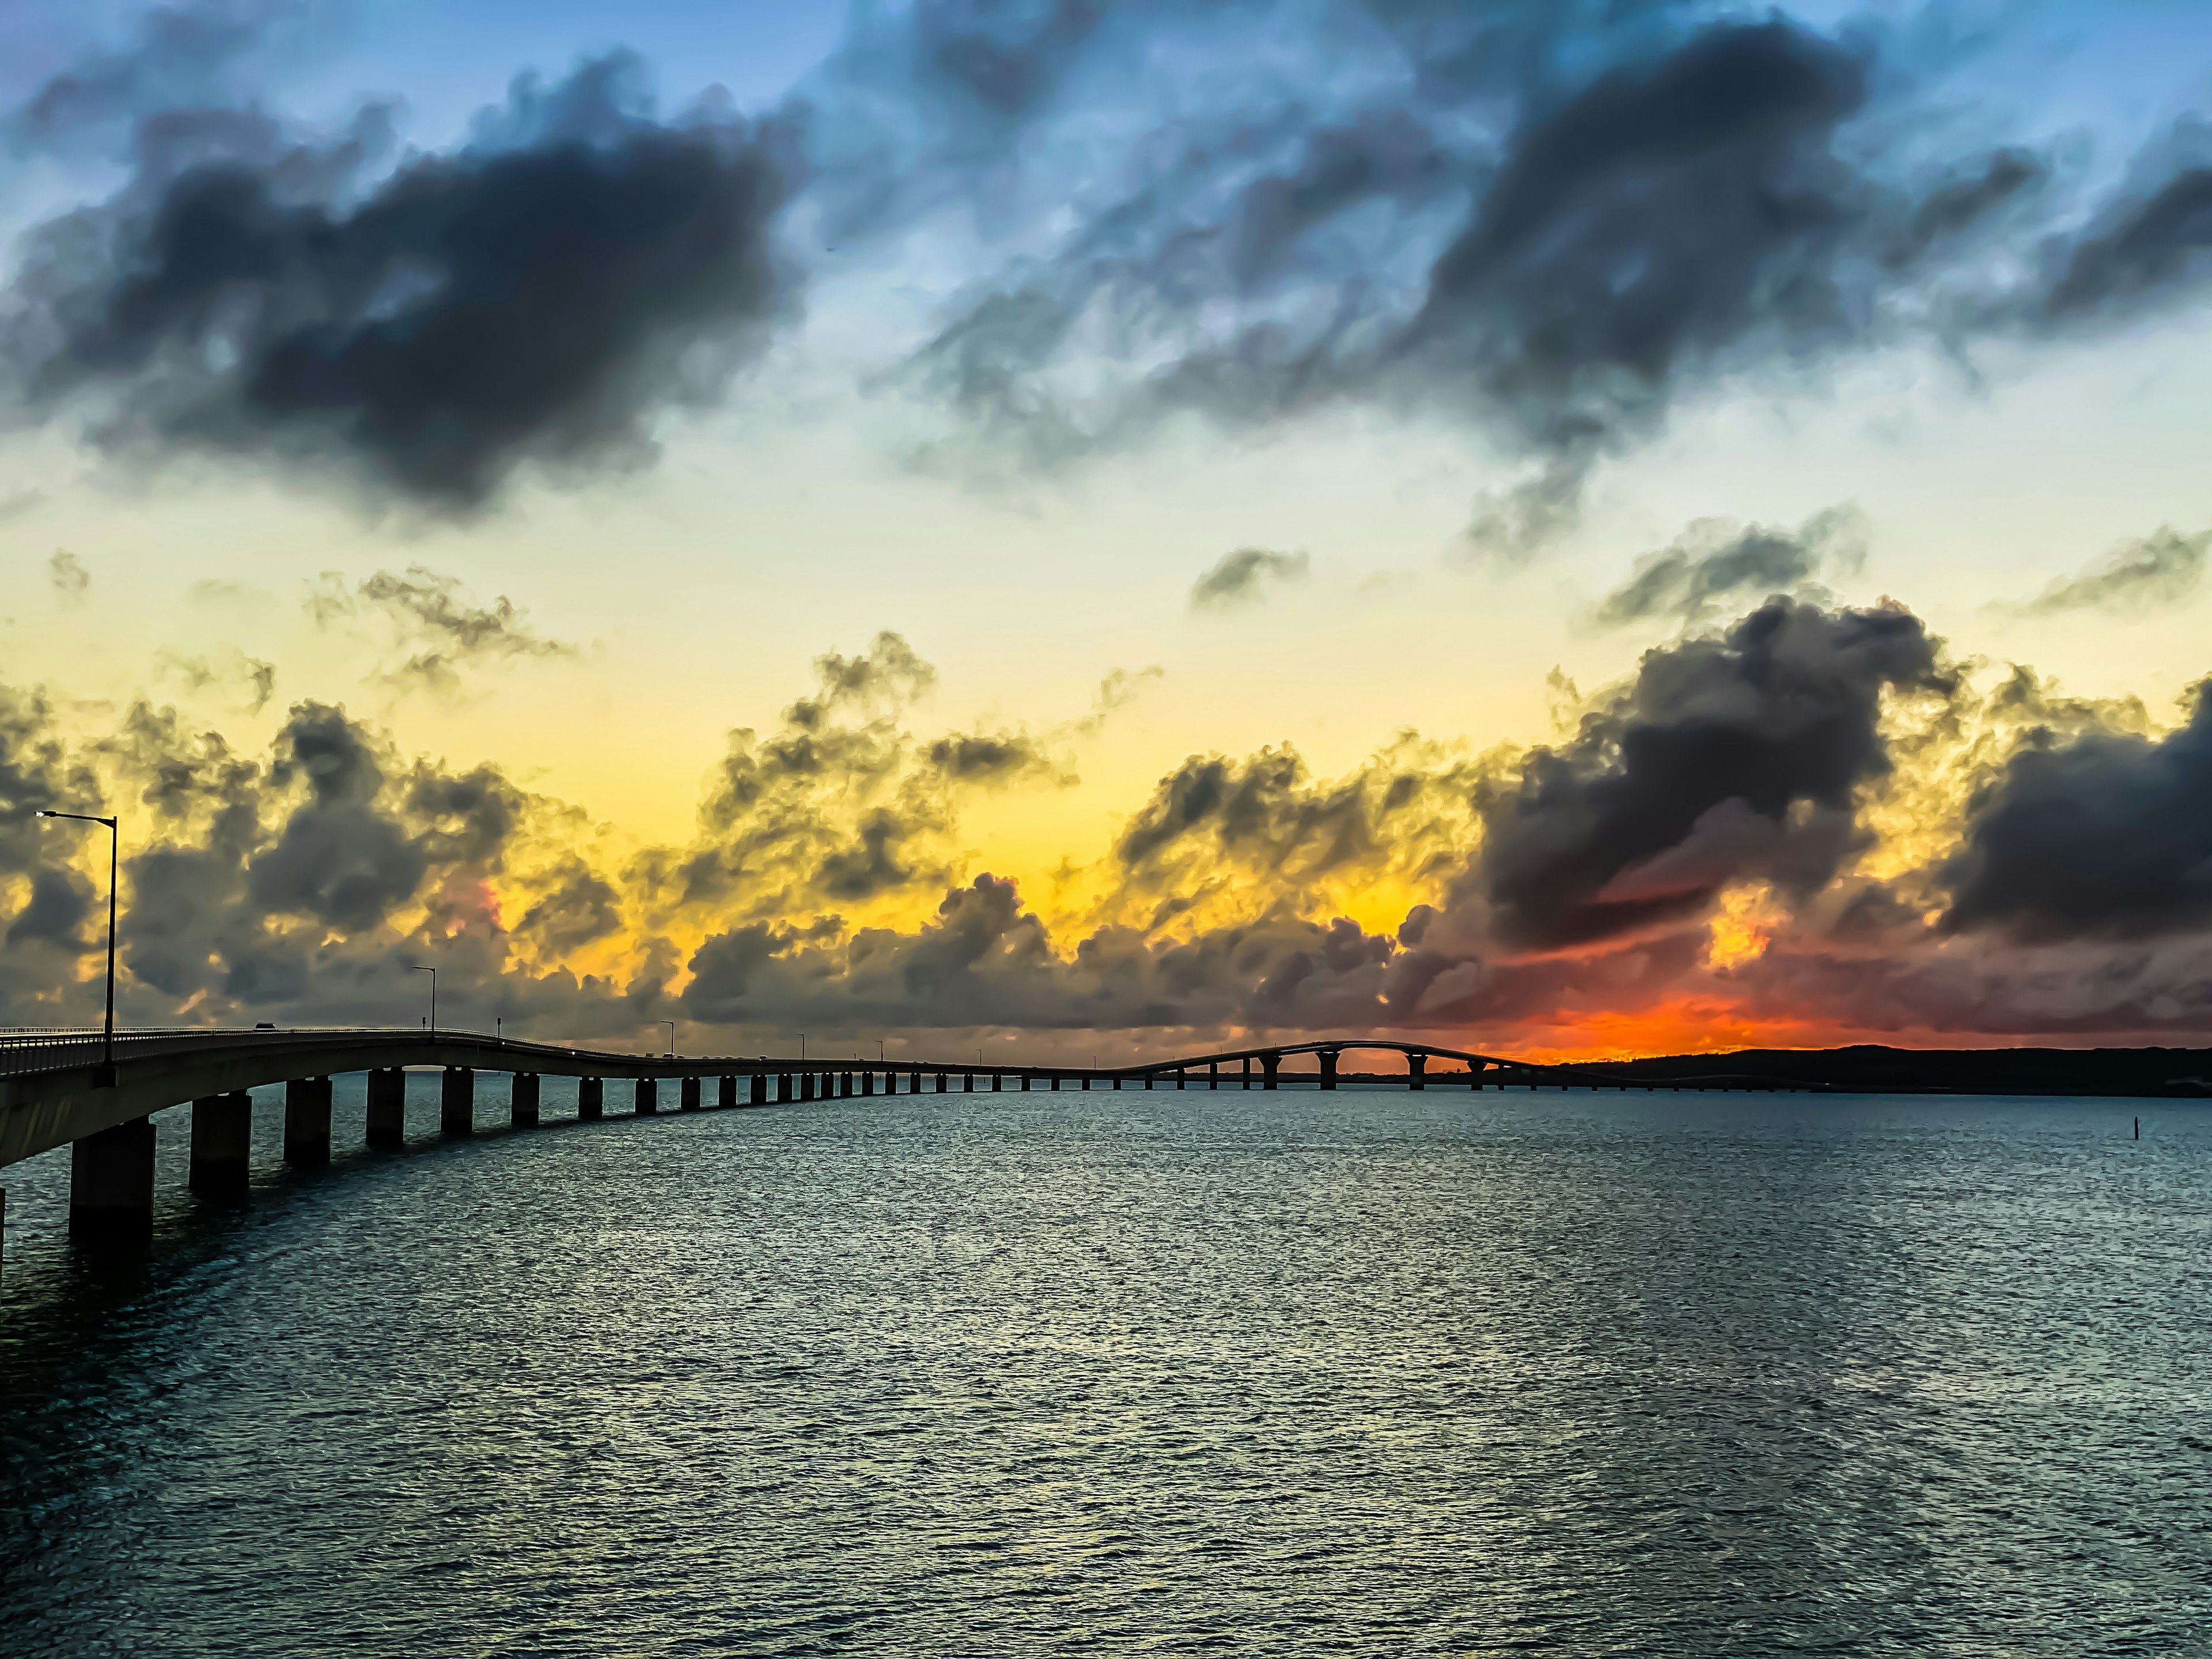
[
  {"x1": 993, "y1": 1071, "x2": 1002, "y2": 1091},
  {"x1": 1177, "y1": 1068, "x2": 1187, "y2": 1090},
  {"x1": 1209, "y1": 1061, "x2": 1219, "y2": 1090},
  {"x1": 367, "y1": 1069, "x2": 407, "y2": 1146},
  {"x1": 578, "y1": 1077, "x2": 605, "y2": 1120},
  {"x1": 1260, "y1": 1054, "x2": 1280, "y2": 1090},
  {"x1": 285, "y1": 1075, "x2": 333, "y2": 1165},
  {"x1": 681, "y1": 1076, "x2": 702, "y2": 1111},
  {"x1": 636, "y1": 1078, "x2": 659, "y2": 1114},
  {"x1": 931, "y1": 1071, "x2": 944, "y2": 1093},
  {"x1": 1243, "y1": 1056, "x2": 1255, "y2": 1090},
  {"x1": 511, "y1": 1073, "x2": 541, "y2": 1127},
  {"x1": 189, "y1": 1092, "x2": 254, "y2": 1194},
  {"x1": 962, "y1": 1072, "x2": 974, "y2": 1092},
  {"x1": 71, "y1": 1116, "x2": 155, "y2": 1240},
  {"x1": 441, "y1": 1067, "x2": 476, "y2": 1134},
  {"x1": 1469, "y1": 1066, "x2": 1486, "y2": 1090},
  {"x1": 1407, "y1": 1054, "x2": 1427, "y2": 1092},
  {"x1": 777, "y1": 1074, "x2": 791, "y2": 1103},
  {"x1": 1112, "y1": 1074, "x2": 1123, "y2": 1090},
  {"x1": 800, "y1": 1074, "x2": 815, "y2": 1102},
  {"x1": 749, "y1": 1074, "x2": 768, "y2": 1107},
  {"x1": 1319, "y1": 1051, "x2": 1339, "y2": 1091},
  {"x1": 840, "y1": 1072, "x2": 853, "y2": 1099},
  {"x1": 718, "y1": 1075, "x2": 737, "y2": 1109}
]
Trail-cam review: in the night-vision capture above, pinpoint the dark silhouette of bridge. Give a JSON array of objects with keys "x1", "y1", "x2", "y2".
[{"x1": 5, "y1": 1024, "x2": 1656, "y2": 1241}]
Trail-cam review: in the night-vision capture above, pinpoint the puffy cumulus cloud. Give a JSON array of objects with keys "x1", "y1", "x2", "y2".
[
  {"x1": 1472, "y1": 599, "x2": 1955, "y2": 950},
  {"x1": 6, "y1": 52, "x2": 793, "y2": 508},
  {"x1": 1592, "y1": 506, "x2": 1865, "y2": 630},
  {"x1": 306, "y1": 565, "x2": 577, "y2": 692},
  {"x1": 1998, "y1": 527, "x2": 2209, "y2": 618},
  {"x1": 1190, "y1": 547, "x2": 1310, "y2": 611},
  {"x1": 645, "y1": 630, "x2": 1077, "y2": 927},
  {"x1": 1107, "y1": 735, "x2": 1490, "y2": 932}
]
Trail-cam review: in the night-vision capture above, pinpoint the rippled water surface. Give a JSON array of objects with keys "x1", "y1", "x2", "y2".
[{"x1": 1, "y1": 1079, "x2": 2208, "y2": 1656}]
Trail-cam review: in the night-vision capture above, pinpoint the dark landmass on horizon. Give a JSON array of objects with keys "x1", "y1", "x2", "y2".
[{"x1": 1325, "y1": 1046, "x2": 2212, "y2": 1097}]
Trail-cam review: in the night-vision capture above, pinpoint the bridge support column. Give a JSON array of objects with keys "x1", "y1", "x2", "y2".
[
  {"x1": 1210, "y1": 1062, "x2": 1219, "y2": 1090},
  {"x1": 511, "y1": 1073, "x2": 541, "y2": 1127},
  {"x1": 578, "y1": 1077, "x2": 605, "y2": 1120},
  {"x1": 190, "y1": 1091, "x2": 254, "y2": 1194},
  {"x1": 718, "y1": 1075, "x2": 737, "y2": 1109},
  {"x1": 285, "y1": 1076, "x2": 333, "y2": 1165},
  {"x1": 1319, "y1": 1051, "x2": 1338, "y2": 1091},
  {"x1": 930, "y1": 1071, "x2": 942, "y2": 1093},
  {"x1": 441, "y1": 1067, "x2": 475, "y2": 1134},
  {"x1": 1177, "y1": 1069, "x2": 1187, "y2": 1090},
  {"x1": 841, "y1": 1073, "x2": 853, "y2": 1099},
  {"x1": 1261, "y1": 1054, "x2": 1280, "y2": 1090},
  {"x1": 636, "y1": 1078, "x2": 658, "y2": 1115},
  {"x1": 993, "y1": 1071, "x2": 1002, "y2": 1091},
  {"x1": 71, "y1": 1116, "x2": 156, "y2": 1240},
  {"x1": 1469, "y1": 1066, "x2": 1486, "y2": 1090},
  {"x1": 1243, "y1": 1056, "x2": 1254, "y2": 1090},
  {"x1": 777, "y1": 1074, "x2": 791, "y2": 1103},
  {"x1": 1407, "y1": 1054, "x2": 1427, "y2": 1092},
  {"x1": 748, "y1": 1075, "x2": 767, "y2": 1107},
  {"x1": 367, "y1": 1069, "x2": 407, "y2": 1146},
  {"x1": 681, "y1": 1076, "x2": 702, "y2": 1111}
]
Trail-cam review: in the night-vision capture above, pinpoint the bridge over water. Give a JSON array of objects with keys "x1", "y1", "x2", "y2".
[{"x1": 1, "y1": 1027, "x2": 1632, "y2": 1242}]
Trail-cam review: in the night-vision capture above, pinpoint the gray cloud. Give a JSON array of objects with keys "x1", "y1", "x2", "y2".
[
  {"x1": 1593, "y1": 505, "x2": 1866, "y2": 629},
  {"x1": 1190, "y1": 547, "x2": 1310, "y2": 611},
  {"x1": 10, "y1": 54, "x2": 793, "y2": 508},
  {"x1": 10, "y1": 1, "x2": 305, "y2": 146},
  {"x1": 1999, "y1": 526, "x2": 2209, "y2": 618},
  {"x1": 308, "y1": 565, "x2": 575, "y2": 690},
  {"x1": 47, "y1": 550, "x2": 90, "y2": 605}
]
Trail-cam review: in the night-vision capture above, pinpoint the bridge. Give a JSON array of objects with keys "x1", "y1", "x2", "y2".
[{"x1": 0, "y1": 1025, "x2": 1641, "y2": 1243}]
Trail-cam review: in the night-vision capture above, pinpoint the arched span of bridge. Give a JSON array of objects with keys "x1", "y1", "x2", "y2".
[{"x1": 0, "y1": 1026, "x2": 1618, "y2": 1242}]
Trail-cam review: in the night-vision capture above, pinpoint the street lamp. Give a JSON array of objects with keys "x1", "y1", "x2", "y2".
[
  {"x1": 410, "y1": 963, "x2": 436, "y2": 1033},
  {"x1": 798, "y1": 1032, "x2": 807, "y2": 1063},
  {"x1": 36, "y1": 809, "x2": 118, "y2": 1088},
  {"x1": 662, "y1": 1018, "x2": 676, "y2": 1058}
]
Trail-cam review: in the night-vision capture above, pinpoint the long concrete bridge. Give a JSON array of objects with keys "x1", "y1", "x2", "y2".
[{"x1": 0, "y1": 1026, "x2": 1611, "y2": 1242}]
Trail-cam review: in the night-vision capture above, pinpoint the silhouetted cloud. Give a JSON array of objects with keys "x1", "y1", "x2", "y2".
[
  {"x1": 1593, "y1": 506, "x2": 1865, "y2": 628},
  {"x1": 1190, "y1": 547, "x2": 1310, "y2": 611},
  {"x1": 1475, "y1": 598, "x2": 1953, "y2": 949},
  {"x1": 1999, "y1": 526, "x2": 2209, "y2": 617},
  {"x1": 11, "y1": 54, "x2": 793, "y2": 507},
  {"x1": 1942, "y1": 683, "x2": 2212, "y2": 941}
]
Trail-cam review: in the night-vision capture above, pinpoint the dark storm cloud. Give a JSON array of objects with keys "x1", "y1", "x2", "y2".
[
  {"x1": 1475, "y1": 599, "x2": 1952, "y2": 950},
  {"x1": 1593, "y1": 506, "x2": 1866, "y2": 629},
  {"x1": 1941, "y1": 684, "x2": 2212, "y2": 941},
  {"x1": 246, "y1": 702, "x2": 426, "y2": 929},
  {"x1": 12, "y1": 54, "x2": 793, "y2": 507},
  {"x1": 4, "y1": 866, "x2": 94, "y2": 950},
  {"x1": 1998, "y1": 527, "x2": 2209, "y2": 617}
]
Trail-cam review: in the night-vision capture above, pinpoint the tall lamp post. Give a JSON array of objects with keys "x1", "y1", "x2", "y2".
[
  {"x1": 36, "y1": 809, "x2": 119, "y2": 1088},
  {"x1": 798, "y1": 1032, "x2": 807, "y2": 1064},
  {"x1": 411, "y1": 963, "x2": 436, "y2": 1033},
  {"x1": 662, "y1": 1019, "x2": 676, "y2": 1058}
]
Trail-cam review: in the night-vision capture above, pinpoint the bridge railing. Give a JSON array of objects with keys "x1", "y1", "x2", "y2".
[{"x1": 0, "y1": 1025, "x2": 435, "y2": 1081}]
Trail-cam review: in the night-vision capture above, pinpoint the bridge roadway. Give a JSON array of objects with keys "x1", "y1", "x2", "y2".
[{"x1": 0, "y1": 1026, "x2": 1594, "y2": 1241}]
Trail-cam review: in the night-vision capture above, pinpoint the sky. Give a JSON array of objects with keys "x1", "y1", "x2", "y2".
[{"x1": 3, "y1": 0, "x2": 2212, "y2": 1064}]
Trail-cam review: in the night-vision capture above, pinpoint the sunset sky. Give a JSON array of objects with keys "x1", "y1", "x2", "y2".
[{"x1": 4, "y1": 0, "x2": 2212, "y2": 1062}]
